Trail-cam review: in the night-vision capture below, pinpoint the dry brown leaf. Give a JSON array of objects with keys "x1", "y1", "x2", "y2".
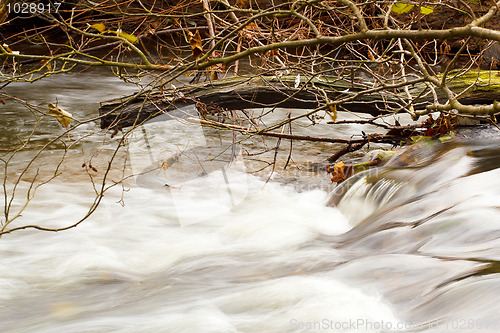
[
  {"x1": 48, "y1": 103, "x2": 72, "y2": 128},
  {"x1": 187, "y1": 30, "x2": 203, "y2": 59},
  {"x1": 330, "y1": 161, "x2": 347, "y2": 183}
]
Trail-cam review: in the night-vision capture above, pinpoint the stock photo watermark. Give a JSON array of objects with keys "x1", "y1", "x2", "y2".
[
  {"x1": 126, "y1": 110, "x2": 369, "y2": 226},
  {"x1": 290, "y1": 318, "x2": 500, "y2": 331},
  {"x1": 127, "y1": 112, "x2": 250, "y2": 226}
]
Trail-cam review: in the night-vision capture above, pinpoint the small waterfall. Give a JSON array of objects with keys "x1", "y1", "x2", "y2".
[{"x1": 324, "y1": 139, "x2": 500, "y2": 332}]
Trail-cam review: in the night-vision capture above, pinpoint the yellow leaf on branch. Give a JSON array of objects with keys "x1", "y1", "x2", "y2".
[
  {"x1": 48, "y1": 103, "x2": 72, "y2": 129},
  {"x1": 89, "y1": 24, "x2": 138, "y2": 44},
  {"x1": 391, "y1": 2, "x2": 414, "y2": 14},
  {"x1": 117, "y1": 30, "x2": 138, "y2": 44},
  {"x1": 420, "y1": 6, "x2": 434, "y2": 15},
  {"x1": 90, "y1": 23, "x2": 106, "y2": 33}
]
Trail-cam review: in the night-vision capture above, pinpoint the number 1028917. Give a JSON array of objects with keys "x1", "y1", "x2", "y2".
[{"x1": 7, "y1": 2, "x2": 61, "y2": 14}]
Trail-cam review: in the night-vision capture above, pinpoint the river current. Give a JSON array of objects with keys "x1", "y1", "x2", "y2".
[{"x1": 1, "y1": 70, "x2": 500, "y2": 332}]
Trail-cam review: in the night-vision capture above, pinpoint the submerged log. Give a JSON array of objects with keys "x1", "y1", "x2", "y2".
[{"x1": 99, "y1": 70, "x2": 500, "y2": 129}]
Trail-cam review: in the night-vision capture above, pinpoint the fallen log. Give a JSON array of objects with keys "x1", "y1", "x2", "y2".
[
  {"x1": 99, "y1": 74, "x2": 382, "y2": 129},
  {"x1": 99, "y1": 70, "x2": 500, "y2": 129}
]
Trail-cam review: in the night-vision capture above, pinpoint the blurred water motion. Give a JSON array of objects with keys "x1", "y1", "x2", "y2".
[{"x1": 2, "y1": 70, "x2": 500, "y2": 332}]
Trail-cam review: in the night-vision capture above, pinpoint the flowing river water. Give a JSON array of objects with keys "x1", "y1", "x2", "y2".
[{"x1": 2, "y1": 69, "x2": 500, "y2": 332}]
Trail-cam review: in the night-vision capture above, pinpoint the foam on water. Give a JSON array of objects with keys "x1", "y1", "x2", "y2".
[{"x1": 0, "y1": 169, "x2": 401, "y2": 332}]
